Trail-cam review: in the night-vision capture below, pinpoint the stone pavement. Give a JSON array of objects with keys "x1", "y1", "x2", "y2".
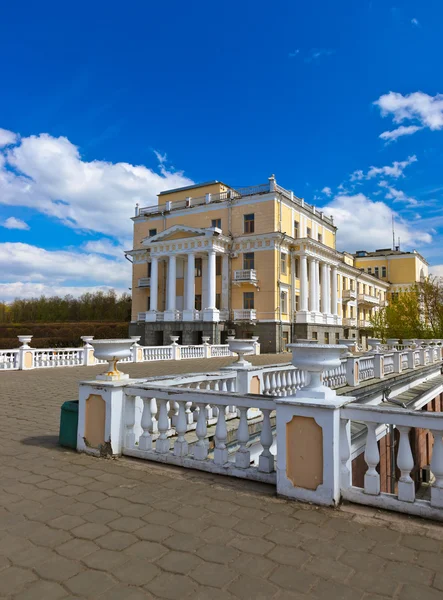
[{"x1": 1, "y1": 357, "x2": 443, "y2": 599}]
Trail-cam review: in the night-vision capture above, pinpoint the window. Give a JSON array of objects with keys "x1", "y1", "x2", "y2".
[
  {"x1": 195, "y1": 258, "x2": 202, "y2": 277},
  {"x1": 149, "y1": 228, "x2": 157, "y2": 237},
  {"x1": 294, "y1": 220, "x2": 299, "y2": 238},
  {"x1": 312, "y1": 331, "x2": 318, "y2": 340},
  {"x1": 195, "y1": 295, "x2": 202, "y2": 311},
  {"x1": 216, "y1": 293, "x2": 221, "y2": 309},
  {"x1": 281, "y1": 252, "x2": 287, "y2": 275},
  {"x1": 335, "y1": 333, "x2": 340, "y2": 343},
  {"x1": 147, "y1": 262, "x2": 152, "y2": 277},
  {"x1": 295, "y1": 295, "x2": 300, "y2": 311},
  {"x1": 216, "y1": 255, "x2": 222, "y2": 276},
  {"x1": 374, "y1": 267, "x2": 379, "y2": 278},
  {"x1": 350, "y1": 306, "x2": 354, "y2": 318},
  {"x1": 307, "y1": 227, "x2": 312, "y2": 238},
  {"x1": 325, "y1": 332, "x2": 330, "y2": 344},
  {"x1": 382, "y1": 266, "x2": 387, "y2": 278},
  {"x1": 280, "y1": 291, "x2": 288, "y2": 314},
  {"x1": 147, "y1": 296, "x2": 151, "y2": 310},
  {"x1": 391, "y1": 292, "x2": 399, "y2": 303},
  {"x1": 318, "y1": 233, "x2": 323, "y2": 243},
  {"x1": 295, "y1": 258, "x2": 299, "y2": 278},
  {"x1": 211, "y1": 219, "x2": 221, "y2": 229},
  {"x1": 244, "y1": 214, "x2": 255, "y2": 233},
  {"x1": 243, "y1": 292, "x2": 254, "y2": 309},
  {"x1": 367, "y1": 267, "x2": 372, "y2": 274},
  {"x1": 243, "y1": 252, "x2": 255, "y2": 270},
  {"x1": 342, "y1": 277, "x2": 347, "y2": 290}
]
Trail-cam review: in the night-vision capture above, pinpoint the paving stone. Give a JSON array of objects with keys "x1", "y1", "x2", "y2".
[
  {"x1": 228, "y1": 574, "x2": 280, "y2": 599},
  {"x1": 339, "y1": 550, "x2": 386, "y2": 572},
  {"x1": 230, "y1": 534, "x2": 275, "y2": 555},
  {"x1": 84, "y1": 508, "x2": 121, "y2": 524},
  {"x1": 146, "y1": 572, "x2": 198, "y2": 599},
  {"x1": 402, "y1": 534, "x2": 443, "y2": 553},
  {"x1": 48, "y1": 514, "x2": 86, "y2": 530},
  {"x1": 98, "y1": 583, "x2": 153, "y2": 599},
  {"x1": 312, "y1": 579, "x2": 364, "y2": 600},
  {"x1": 34, "y1": 555, "x2": 84, "y2": 582},
  {"x1": 398, "y1": 584, "x2": 443, "y2": 600},
  {"x1": 108, "y1": 516, "x2": 146, "y2": 532},
  {"x1": 28, "y1": 526, "x2": 71, "y2": 548},
  {"x1": 372, "y1": 542, "x2": 416, "y2": 563},
  {"x1": 196, "y1": 543, "x2": 240, "y2": 564},
  {"x1": 268, "y1": 546, "x2": 309, "y2": 567},
  {"x1": 13, "y1": 579, "x2": 68, "y2": 600},
  {"x1": 384, "y1": 561, "x2": 434, "y2": 585},
  {"x1": 71, "y1": 522, "x2": 110, "y2": 540},
  {"x1": 65, "y1": 569, "x2": 116, "y2": 596},
  {"x1": 350, "y1": 571, "x2": 399, "y2": 596},
  {"x1": 136, "y1": 523, "x2": 174, "y2": 542},
  {"x1": 233, "y1": 553, "x2": 276, "y2": 578},
  {"x1": 97, "y1": 530, "x2": 139, "y2": 551},
  {"x1": 197, "y1": 524, "x2": 237, "y2": 544},
  {"x1": 114, "y1": 558, "x2": 160, "y2": 586},
  {"x1": 163, "y1": 532, "x2": 202, "y2": 553},
  {"x1": 0, "y1": 566, "x2": 37, "y2": 595},
  {"x1": 416, "y1": 551, "x2": 443, "y2": 572},
  {"x1": 234, "y1": 519, "x2": 273, "y2": 538},
  {"x1": 157, "y1": 550, "x2": 202, "y2": 575},
  {"x1": 57, "y1": 537, "x2": 99, "y2": 559},
  {"x1": 270, "y1": 565, "x2": 315, "y2": 593},
  {"x1": 124, "y1": 540, "x2": 169, "y2": 559}
]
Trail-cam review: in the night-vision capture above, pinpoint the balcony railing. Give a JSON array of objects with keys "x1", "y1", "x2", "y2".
[
  {"x1": 358, "y1": 319, "x2": 373, "y2": 328},
  {"x1": 343, "y1": 318, "x2": 357, "y2": 327},
  {"x1": 233, "y1": 269, "x2": 258, "y2": 284},
  {"x1": 358, "y1": 294, "x2": 380, "y2": 306},
  {"x1": 138, "y1": 277, "x2": 151, "y2": 287},
  {"x1": 342, "y1": 289, "x2": 357, "y2": 301},
  {"x1": 233, "y1": 309, "x2": 257, "y2": 321}
]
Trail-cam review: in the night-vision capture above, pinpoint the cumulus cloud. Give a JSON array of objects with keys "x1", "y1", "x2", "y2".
[
  {"x1": 379, "y1": 125, "x2": 423, "y2": 143},
  {"x1": 82, "y1": 238, "x2": 127, "y2": 258},
  {"x1": 411, "y1": 18, "x2": 420, "y2": 27},
  {"x1": 323, "y1": 193, "x2": 431, "y2": 252},
  {"x1": 2, "y1": 217, "x2": 30, "y2": 230},
  {"x1": 350, "y1": 155, "x2": 417, "y2": 182},
  {"x1": 378, "y1": 182, "x2": 419, "y2": 206},
  {"x1": 375, "y1": 91, "x2": 443, "y2": 139},
  {"x1": 0, "y1": 128, "x2": 18, "y2": 148},
  {"x1": 0, "y1": 130, "x2": 194, "y2": 240},
  {"x1": 321, "y1": 186, "x2": 332, "y2": 196}
]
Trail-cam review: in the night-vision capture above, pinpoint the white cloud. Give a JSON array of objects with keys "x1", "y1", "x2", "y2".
[
  {"x1": 304, "y1": 48, "x2": 335, "y2": 63},
  {"x1": 0, "y1": 282, "x2": 128, "y2": 303},
  {"x1": 349, "y1": 155, "x2": 417, "y2": 182},
  {"x1": 288, "y1": 49, "x2": 300, "y2": 57},
  {"x1": 375, "y1": 92, "x2": 443, "y2": 138},
  {"x1": 82, "y1": 238, "x2": 127, "y2": 258},
  {"x1": 321, "y1": 186, "x2": 332, "y2": 197},
  {"x1": 0, "y1": 128, "x2": 18, "y2": 148},
  {"x1": 411, "y1": 18, "x2": 420, "y2": 27},
  {"x1": 323, "y1": 193, "x2": 432, "y2": 252},
  {"x1": 2, "y1": 217, "x2": 30, "y2": 230},
  {"x1": 378, "y1": 182, "x2": 419, "y2": 206},
  {"x1": 0, "y1": 130, "x2": 194, "y2": 240},
  {"x1": 0, "y1": 242, "x2": 131, "y2": 289},
  {"x1": 379, "y1": 125, "x2": 423, "y2": 143}
]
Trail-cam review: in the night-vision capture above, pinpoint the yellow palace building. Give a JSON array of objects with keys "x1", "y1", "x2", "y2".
[{"x1": 126, "y1": 176, "x2": 428, "y2": 352}]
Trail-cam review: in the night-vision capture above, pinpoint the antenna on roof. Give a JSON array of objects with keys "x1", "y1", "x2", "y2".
[
  {"x1": 392, "y1": 215, "x2": 395, "y2": 251},
  {"x1": 397, "y1": 236, "x2": 401, "y2": 252}
]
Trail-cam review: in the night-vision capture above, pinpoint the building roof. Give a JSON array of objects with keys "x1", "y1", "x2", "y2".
[
  {"x1": 354, "y1": 248, "x2": 429, "y2": 265},
  {"x1": 158, "y1": 181, "x2": 232, "y2": 196}
]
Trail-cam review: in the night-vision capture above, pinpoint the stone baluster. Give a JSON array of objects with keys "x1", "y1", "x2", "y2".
[
  {"x1": 194, "y1": 403, "x2": 208, "y2": 460},
  {"x1": 185, "y1": 401, "x2": 193, "y2": 425},
  {"x1": 173, "y1": 401, "x2": 189, "y2": 457},
  {"x1": 430, "y1": 430, "x2": 443, "y2": 508},
  {"x1": 270, "y1": 373, "x2": 277, "y2": 396},
  {"x1": 139, "y1": 398, "x2": 152, "y2": 451},
  {"x1": 125, "y1": 395, "x2": 136, "y2": 449},
  {"x1": 397, "y1": 426, "x2": 415, "y2": 503},
  {"x1": 214, "y1": 408, "x2": 228, "y2": 465},
  {"x1": 364, "y1": 422, "x2": 380, "y2": 495},
  {"x1": 340, "y1": 418, "x2": 351, "y2": 489},
  {"x1": 275, "y1": 372, "x2": 282, "y2": 396},
  {"x1": 258, "y1": 409, "x2": 274, "y2": 473},
  {"x1": 264, "y1": 373, "x2": 271, "y2": 395},
  {"x1": 149, "y1": 398, "x2": 158, "y2": 433},
  {"x1": 156, "y1": 399, "x2": 170, "y2": 454},
  {"x1": 280, "y1": 371, "x2": 287, "y2": 397},
  {"x1": 235, "y1": 407, "x2": 250, "y2": 469}
]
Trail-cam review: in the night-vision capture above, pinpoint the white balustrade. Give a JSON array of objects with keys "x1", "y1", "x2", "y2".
[
  {"x1": 142, "y1": 346, "x2": 173, "y2": 361},
  {"x1": 181, "y1": 346, "x2": 205, "y2": 360},
  {"x1": 358, "y1": 356, "x2": 375, "y2": 382},
  {"x1": 0, "y1": 350, "x2": 19, "y2": 370},
  {"x1": 323, "y1": 359, "x2": 347, "y2": 389},
  {"x1": 210, "y1": 345, "x2": 232, "y2": 357},
  {"x1": 384, "y1": 353, "x2": 394, "y2": 375},
  {"x1": 33, "y1": 348, "x2": 84, "y2": 368}
]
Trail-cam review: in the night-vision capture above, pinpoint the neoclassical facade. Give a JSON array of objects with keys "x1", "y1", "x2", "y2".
[{"x1": 127, "y1": 176, "x2": 423, "y2": 352}]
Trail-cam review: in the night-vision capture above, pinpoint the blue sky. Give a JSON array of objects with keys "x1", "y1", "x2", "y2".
[{"x1": 1, "y1": 0, "x2": 443, "y2": 300}]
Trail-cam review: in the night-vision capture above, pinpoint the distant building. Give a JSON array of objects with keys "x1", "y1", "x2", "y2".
[{"x1": 126, "y1": 176, "x2": 426, "y2": 352}]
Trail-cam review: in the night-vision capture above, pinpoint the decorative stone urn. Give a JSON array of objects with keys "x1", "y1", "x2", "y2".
[
  {"x1": 227, "y1": 339, "x2": 256, "y2": 367},
  {"x1": 170, "y1": 336, "x2": 180, "y2": 345},
  {"x1": 366, "y1": 338, "x2": 382, "y2": 353},
  {"x1": 130, "y1": 336, "x2": 141, "y2": 345},
  {"x1": 339, "y1": 339, "x2": 356, "y2": 356},
  {"x1": 80, "y1": 336, "x2": 94, "y2": 346},
  {"x1": 202, "y1": 336, "x2": 211, "y2": 344},
  {"x1": 18, "y1": 335, "x2": 33, "y2": 348},
  {"x1": 386, "y1": 338, "x2": 399, "y2": 349},
  {"x1": 90, "y1": 339, "x2": 134, "y2": 381},
  {"x1": 402, "y1": 339, "x2": 416, "y2": 349},
  {"x1": 287, "y1": 343, "x2": 346, "y2": 399}
]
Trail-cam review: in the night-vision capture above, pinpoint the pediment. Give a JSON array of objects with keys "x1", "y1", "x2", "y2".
[{"x1": 142, "y1": 225, "x2": 219, "y2": 244}]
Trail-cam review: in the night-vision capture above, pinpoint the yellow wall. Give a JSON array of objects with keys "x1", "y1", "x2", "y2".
[
  {"x1": 354, "y1": 255, "x2": 426, "y2": 285},
  {"x1": 159, "y1": 182, "x2": 228, "y2": 204}
]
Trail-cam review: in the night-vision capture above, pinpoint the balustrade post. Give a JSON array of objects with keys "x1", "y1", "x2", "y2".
[
  {"x1": 393, "y1": 351, "x2": 402, "y2": 374},
  {"x1": 156, "y1": 399, "x2": 170, "y2": 454},
  {"x1": 373, "y1": 354, "x2": 385, "y2": 379},
  {"x1": 397, "y1": 426, "x2": 415, "y2": 503},
  {"x1": 364, "y1": 422, "x2": 380, "y2": 496},
  {"x1": 258, "y1": 409, "x2": 274, "y2": 473},
  {"x1": 81, "y1": 336, "x2": 95, "y2": 366},
  {"x1": 18, "y1": 336, "x2": 34, "y2": 370},
  {"x1": 202, "y1": 337, "x2": 211, "y2": 359},
  {"x1": 340, "y1": 418, "x2": 352, "y2": 490},
  {"x1": 430, "y1": 430, "x2": 443, "y2": 508},
  {"x1": 124, "y1": 394, "x2": 136, "y2": 449},
  {"x1": 345, "y1": 357, "x2": 359, "y2": 387},
  {"x1": 139, "y1": 398, "x2": 152, "y2": 451},
  {"x1": 194, "y1": 403, "x2": 208, "y2": 460},
  {"x1": 214, "y1": 409, "x2": 228, "y2": 465},
  {"x1": 235, "y1": 407, "x2": 250, "y2": 468},
  {"x1": 173, "y1": 401, "x2": 189, "y2": 457},
  {"x1": 170, "y1": 336, "x2": 181, "y2": 360},
  {"x1": 407, "y1": 349, "x2": 416, "y2": 370}
]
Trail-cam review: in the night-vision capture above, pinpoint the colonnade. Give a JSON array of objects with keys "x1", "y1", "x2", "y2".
[{"x1": 298, "y1": 254, "x2": 339, "y2": 316}]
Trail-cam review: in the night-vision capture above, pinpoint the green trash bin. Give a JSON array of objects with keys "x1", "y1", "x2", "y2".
[{"x1": 59, "y1": 400, "x2": 79, "y2": 449}]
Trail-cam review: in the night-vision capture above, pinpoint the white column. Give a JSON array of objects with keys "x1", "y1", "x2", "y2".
[
  {"x1": 150, "y1": 256, "x2": 158, "y2": 311},
  {"x1": 183, "y1": 253, "x2": 196, "y2": 321},
  {"x1": 314, "y1": 259, "x2": 320, "y2": 313},
  {"x1": 309, "y1": 258, "x2": 316, "y2": 312},
  {"x1": 203, "y1": 250, "x2": 219, "y2": 321},
  {"x1": 221, "y1": 254, "x2": 229, "y2": 312},
  {"x1": 331, "y1": 267, "x2": 338, "y2": 316},
  {"x1": 164, "y1": 255, "x2": 177, "y2": 320},
  {"x1": 300, "y1": 255, "x2": 308, "y2": 312},
  {"x1": 321, "y1": 262, "x2": 328, "y2": 314},
  {"x1": 326, "y1": 265, "x2": 332, "y2": 314}
]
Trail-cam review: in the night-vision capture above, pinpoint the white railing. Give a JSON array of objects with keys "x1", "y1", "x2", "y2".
[
  {"x1": 358, "y1": 319, "x2": 373, "y2": 328},
  {"x1": 262, "y1": 365, "x2": 307, "y2": 396},
  {"x1": 0, "y1": 350, "x2": 19, "y2": 370},
  {"x1": 142, "y1": 346, "x2": 173, "y2": 361},
  {"x1": 234, "y1": 269, "x2": 258, "y2": 282},
  {"x1": 358, "y1": 294, "x2": 380, "y2": 306},
  {"x1": 323, "y1": 358, "x2": 347, "y2": 389},
  {"x1": 383, "y1": 353, "x2": 394, "y2": 375},
  {"x1": 342, "y1": 289, "x2": 357, "y2": 301},
  {"x1": 401, "y1": 351, "x2": 409, "y2": 371},
  {"x1": 235, "y1": 183, "x2": 271, "y2": 196},
  {"x1": 341, "y1": 404, "x2": 443, "y2": 521},
  {"x1": 122, "y1": 386, "x2": 276, "y2": 483},
  {"x1": 358, "y1": 356, "x2": 375, "y2": 382},
  {"x1": 233, "y1": 309, "x2": 257, "y2": 321},
  {"x1": 211, "y1": 345, "x2": 233, "y2": 358},
  {"x1": 343, "y1": 318, "x2": 357, "y2": 327},
  {"x1": 180, "y1": 346, "x2": 205, "y2": 360},
  {"x1": 33, "y1": 348, "x2": 84, "y2": 368}
]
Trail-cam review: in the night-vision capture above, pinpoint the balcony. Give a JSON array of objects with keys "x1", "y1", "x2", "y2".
[
  {"x1": 233, "y1": 309, "x2": 257, "y2": 321},
  {"x1": 138, "y1": 278, "x2": 151, "y2": 287},
  {"x1": 342, "y1": 289, "x2": 357, "y2": 302},
  {"x1": 343, "y1": 318, "x2": 357, "y2": 328},
  {"x1": 359, "y1": 319, "x2": 373, "y2": 329},
  {"x1": 358, "y1": 293, "x2": 380, "y2": 307},
  {"x1": 233, "y1": 269, "x2": 258, "y2": 286}
]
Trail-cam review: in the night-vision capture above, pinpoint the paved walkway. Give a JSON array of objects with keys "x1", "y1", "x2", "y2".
[{"x1": 1, "y1": 358, "x2": 443, "y2": 599}]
